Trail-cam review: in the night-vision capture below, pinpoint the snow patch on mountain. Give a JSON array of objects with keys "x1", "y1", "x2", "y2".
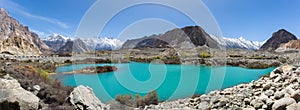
[
  {"x1": 42, "y1": 33, "x2": 71, "y2": 42},
  {"x1": 43, "y1": 34, "x2": 124, "y2": 51},
  {"x1": 82, "y1": 37, "x2": 124, "y2": 50},
  {"x1": 42, "y1": 34, "x2": 72, "y2": 50},
  {"x1": 210, "y1": 34, "x2": 264, "y2": 50}
]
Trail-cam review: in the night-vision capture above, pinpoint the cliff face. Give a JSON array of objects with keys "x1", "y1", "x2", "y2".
[
  {"x1": 260, "y1": 29, "x2": 298, "y2": 51},
  {"x1": 0, "y1": 8, "x2": 52, "y2": 55},
  {"x1": 279, "y1": 40, "x2": 300, "y2": 50},
  {"x1": 122, "y1": 26, "x2": 220, "y2": 49},
  {"x1": 31, "y1": 33, "x2": 55, "y2": 54},
  {"x1": 57, "y1": 38, "x2": 92, "y2": 54}
]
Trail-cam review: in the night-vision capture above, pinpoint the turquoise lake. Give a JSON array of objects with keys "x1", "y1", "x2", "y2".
[{"x1": 54, "y1": 62, "x2": 275, "y2": 103}]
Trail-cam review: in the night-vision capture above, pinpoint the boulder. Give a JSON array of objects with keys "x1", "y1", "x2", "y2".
[
  {"x1": 266, "y1": 98, "x2": 274, "y2": 107},
  {"x1": 286, "y1": 103, "x2": 300, "y2": 110},
  {"x1": 265, "y1": 90, "x2": 274, "y2": 96},
  {"x1": 0, "y1": 75, "x2": 40, "y2": 110},
  {"x1": 198, "y1": 101, "x2": 210, "y2": 110},
  {"x1": 68, "y1": 85, "x2": 106, "y2": 110},
  {"x1": 282, "y1": 65, "x2": 294, "y2": 73},
  {"x1": 32, "y1": 85, "x2": 40, "y2": 95},
  {"x1": 272, "y1": 98, "x2": 296, "y2": 110},
  {"x1": 250, "y1": 99, "x2": 264, "y2": 109},
  {"x1": 274, "y1": 91, "x2": 285, "y2": 99},
  {"x1": 291, "y1": 90, "x2": 300, "y2": 102}
]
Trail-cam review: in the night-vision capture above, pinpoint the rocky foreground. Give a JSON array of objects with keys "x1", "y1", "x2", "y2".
[{"x1": 2, "y1": 64, "x2": 300, "y2": 110}]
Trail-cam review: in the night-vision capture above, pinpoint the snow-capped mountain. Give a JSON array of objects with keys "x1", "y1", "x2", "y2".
[
  {"x1": 42, "y1": 34, "x2": 72, "y2": 51},
  {"x1": 43, "y1": 34, "x2": 124, "y2": 51},
  {"x1": 43, "y1": 32, "x2": 262, "y2": 52},
  {"x1": 82, "y1": 37, "x2": 124, "y2": 50},
  {"x1": 210, "y1": 34, "x2": 264, "y2": 50},
  {"x1": 43, "y1": 33, "x2": 71, "y2": 42}
]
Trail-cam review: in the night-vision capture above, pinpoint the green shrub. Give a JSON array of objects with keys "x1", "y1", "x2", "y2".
[
  {"x1": 125, "y1": 52, "x2": 131, "y2": 60},
  {"x1": 110, "y1": 58, "x2": 118, "y2": 63},
  {"x1": 171, "y1": 55, "x2": 178, "y2": 59},
  {"x1": 279, "y1": 57, "x2": 287, "y2": 63},
  {"x1": 115, "y1": 90, "x2": 159, "y2": 108},
  {"x1": 37, "y1": 68, "x2": 50, "y2": 81},
  {"x1": 3, "y1": 62, "x2": 74, "y2": 108},
  {"x1": 199, "y1": 51, "x2": 212, "y2": 58},
  {"x1": 136, "y1": 90, "x2": 159, "y2": 107},
  {"x1": 115, "y1": 94, "x2": 134, "y2": 106},
  {"x1": 135, "y1": 94, "x2": 141, "y2": 100}
]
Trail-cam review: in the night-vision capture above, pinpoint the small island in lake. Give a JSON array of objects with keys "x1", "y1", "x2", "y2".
[{"x1": 63, "y1": 65, "x2": 117, "y2": 74}]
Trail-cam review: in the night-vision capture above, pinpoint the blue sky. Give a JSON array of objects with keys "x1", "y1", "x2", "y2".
[{"x1": 0, "y1": 0, "x2": 299, "y2": 41}]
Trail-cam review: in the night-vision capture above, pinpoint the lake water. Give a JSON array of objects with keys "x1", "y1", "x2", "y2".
[{"x1": 54, "y1": 62, "x2": 275, "y2": 103}]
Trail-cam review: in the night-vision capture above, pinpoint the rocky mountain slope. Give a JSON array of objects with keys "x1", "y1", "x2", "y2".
[
  {"x1": 56, "y1": 38, "x2": 91, "y2": 54},
  {"x1": 276, "y1": 40, "x2": 300, "y2": 52},
  {"x1": 0, "y1": 8, "x2": 52, "y2": 55},
  {"x1": 122, "y1": 26, "x2": 220, "y2": 49},
  {"x1": 260, "y1": 29, "x2": 298, "y2": 51},
  {"x1": 211, "y1": 35, "x2": 264, "y2": 50}
]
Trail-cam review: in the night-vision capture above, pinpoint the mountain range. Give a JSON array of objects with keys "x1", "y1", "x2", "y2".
[
  {"x1": 0, "y1": 8, "x2": 298, "y2": 55},
  {"x1": 121, "y1": 26, "x2": 265, "y2": 50},
  {"x1": 42, "y1": 34, "x2": 71, "y2": 51},
  {"x1": 122, "y1": 26, "x2": 220, "y2": 49},
  {"x1": 42, "y1": 34, "x2": 124, "y2": 52},
  {"x1": 210, "y1": 35, "x2": 264, "y2": 50}
]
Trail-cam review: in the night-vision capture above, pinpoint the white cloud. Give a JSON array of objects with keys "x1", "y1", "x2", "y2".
[{"x1": 0, "y1": 0, "x2": 69, "y2": 29}]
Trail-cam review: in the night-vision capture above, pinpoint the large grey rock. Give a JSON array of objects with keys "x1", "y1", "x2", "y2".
[
  {"x1": 266, "y1": 98, "x2": 274, "y2": 107},
  {"x1": 0, "y1": 75, "x2": 40, "y2": 110},
  {"x1": 270, "y1": 72, "x2": 279, "y2": 79},
  {"x1": 32, "y1": 85, "x2": 40, "y2": 95},
  {"x1": 282, "y1": 65, "x2": 294, "y2": 73},
  {"x1": 198, "y1": 101, "x2": 210, "y2": 110},
  {"x1": 250, "y1": 99, "x2": 264, "y2": 109},
  {"x1": 274, "y1": 91, "x2": 285, "y2": 99},
  {"x1": 265, "y1": 90, "x2": 274, "y2": 96},
  {"x1": 272, "y1": 98, "x2": 296, "y2": 110},
  {"x1": 68, "y1": 85, "x2": 106, "y2": 110}
]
